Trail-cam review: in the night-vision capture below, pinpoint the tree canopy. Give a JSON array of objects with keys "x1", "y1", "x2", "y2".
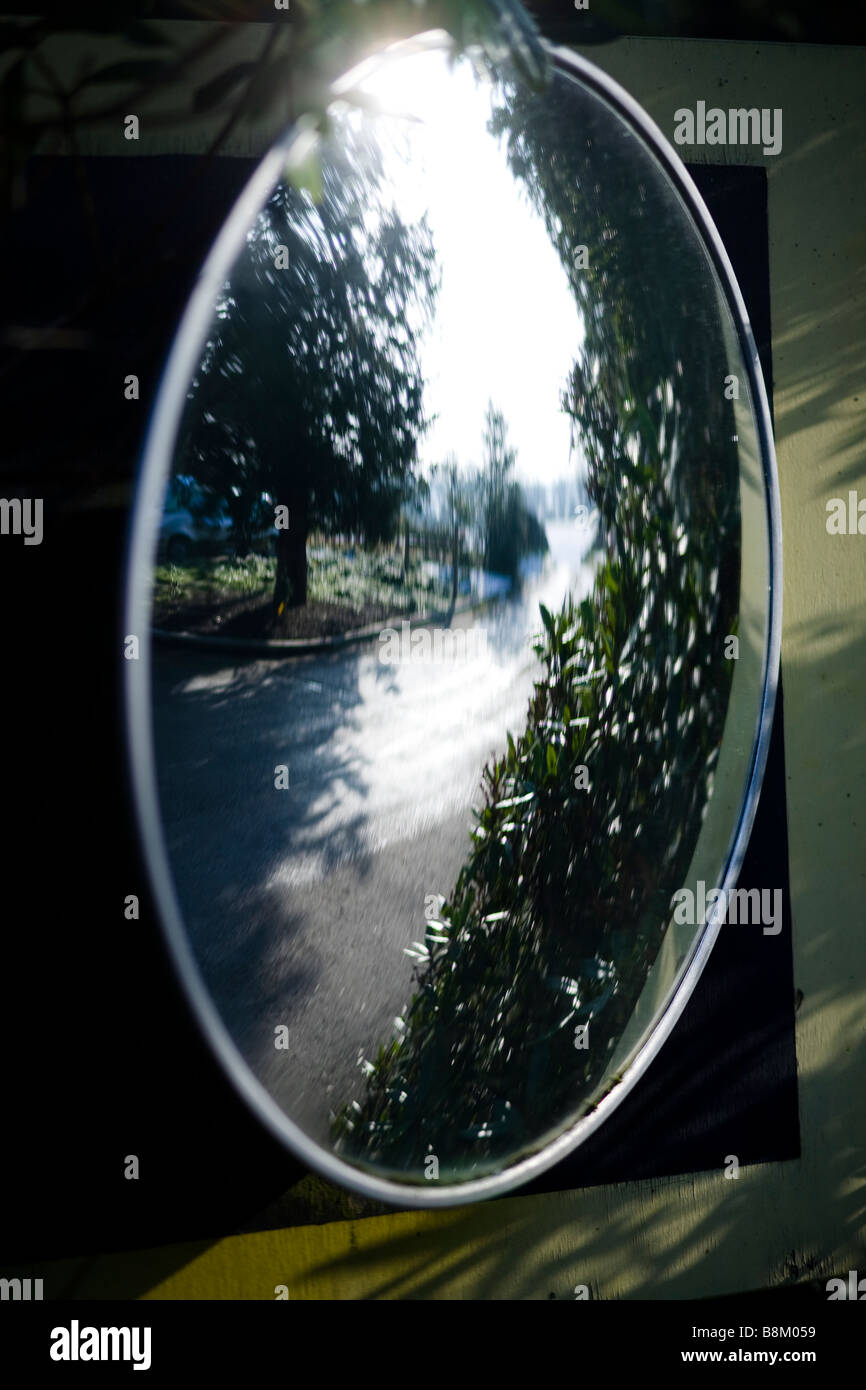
[{"x1": 179, "y1": 119, "x2": 439, "y2": 617}]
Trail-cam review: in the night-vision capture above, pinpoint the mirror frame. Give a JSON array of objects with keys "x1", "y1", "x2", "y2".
[{"x1": 123, "y1": 36, "x2": 782, "y2": 1207}]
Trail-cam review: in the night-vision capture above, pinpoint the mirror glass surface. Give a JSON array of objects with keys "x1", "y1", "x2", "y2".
[{"x1": 128, "y1": 37, "x2": 777, "y2": 1196}]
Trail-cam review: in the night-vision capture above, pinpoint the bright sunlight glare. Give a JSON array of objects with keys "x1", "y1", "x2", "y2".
[{"x1": 336, "y1": 41, "x2": 586, "y2": 488}]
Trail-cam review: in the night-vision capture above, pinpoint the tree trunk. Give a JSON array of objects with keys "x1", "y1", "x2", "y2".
[
  {"x1": 451, "y1": 522, "x2": 459, "y2": 606},
  {"x1": 273, "y1": 493, "x2": 307, "y2": 628}
]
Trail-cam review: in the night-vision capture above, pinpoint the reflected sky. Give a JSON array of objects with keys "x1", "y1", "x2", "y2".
[{"x1": 348, "y1": 48, "x2": 584, "y2": 487}]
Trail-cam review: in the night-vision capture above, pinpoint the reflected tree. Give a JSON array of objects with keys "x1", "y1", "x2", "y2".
[
  {"x1": 179, "y1": 121, "x2": 439, "y2": 626},
  {"x1": 442, "y1": 455, "x2": 471, "y2": 605},
  {"x1": 481, "y1": 402, "x2": 548, "y2": 578}
]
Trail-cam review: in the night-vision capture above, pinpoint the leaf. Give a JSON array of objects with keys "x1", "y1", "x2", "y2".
[
  {"x1": 539, "y1": 602, "x2": 554, "y2": 637},
  {"x1": 403, "y1": 944, "x2": 430, "y2": 962},
  {"x1": 494, "y1": 792, "x2": 534, "y2": 811},
  {"x1": 193, "y1": 61, "x2": 256, "y2": 113},
  {"x1": 282, "y1": 116, "x2": 324, "y2": 201},
  {"x1": 546, "y1": 743, "x2": 558, "y2": 776},
  {"x1": 286, "y1": 148, "x2": 323, "y2": 202}
]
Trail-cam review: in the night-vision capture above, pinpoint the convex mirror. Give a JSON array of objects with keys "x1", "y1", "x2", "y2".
[{"x1": 126, "y1": 34, "x2": 781, "y2": 1204}]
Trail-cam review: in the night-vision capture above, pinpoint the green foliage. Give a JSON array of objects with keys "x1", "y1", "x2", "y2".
[
  {"x1": 345, "y1": 423, "x2": 733, "y2": 1158},
  {"x1": 332, "y1": 516, "x2": 735, "y2": 1176},
  {"x1": 307, "y1": 544, "x2": 448, "y2": 612},
  {"x1": 152, "y1": 543, "x2": 448, "y2": 621}
]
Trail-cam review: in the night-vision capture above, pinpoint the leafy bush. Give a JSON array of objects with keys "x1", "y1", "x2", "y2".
[{"x1": 333, "y1": 488, "x2": 736, "y2": 1180}]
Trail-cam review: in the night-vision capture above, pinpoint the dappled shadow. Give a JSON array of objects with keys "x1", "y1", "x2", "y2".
[
  {"x1": 152, "y1": 640, "x2": 379, "y2": 1141},
  {"x1": 767, "y1": 120, "x2": 866, "y2": 494},
  {"x1": 297, "y1": 955, "x2": 863, "y2": 1298}
]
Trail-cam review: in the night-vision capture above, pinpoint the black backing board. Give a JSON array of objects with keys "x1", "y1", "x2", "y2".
[{"x1": 0, "y1": 154, "x2": 796, "y2": 1263}]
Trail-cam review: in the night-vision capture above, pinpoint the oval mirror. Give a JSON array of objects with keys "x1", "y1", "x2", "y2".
[{"x1": 125, "y1": 34, "x2": 781, "y2": 1204}]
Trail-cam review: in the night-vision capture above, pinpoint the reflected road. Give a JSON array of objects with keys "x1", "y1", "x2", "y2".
[{"x1": 152, "y1": 520, "x2": 596, "y2": 1145}]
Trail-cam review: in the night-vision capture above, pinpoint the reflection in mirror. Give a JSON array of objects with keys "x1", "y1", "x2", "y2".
[{"x1": 133, "y1": 38, "x2": 775, "y2": 1194}]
